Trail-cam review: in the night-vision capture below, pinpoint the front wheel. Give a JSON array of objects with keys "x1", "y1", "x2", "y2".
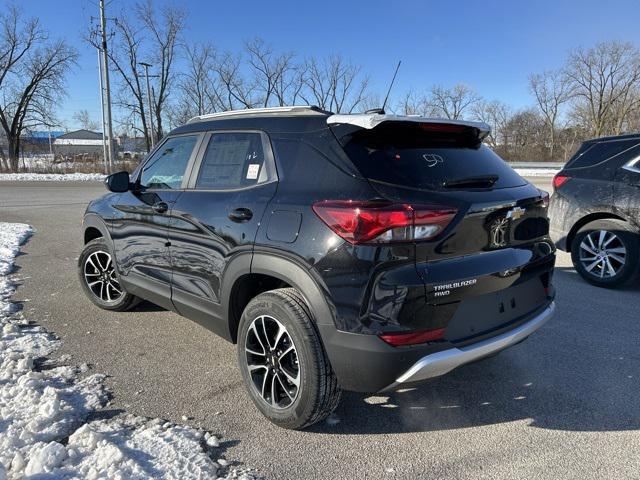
[
  {"x1": 78, "y1": 238, "x2": 141, "y2": 311},
  {"x1": 237, "y1": 288, "x2": 341, "y2": 430},
  {"x1": 571, "y1": 219, "x2": 639, "y2": 288}
]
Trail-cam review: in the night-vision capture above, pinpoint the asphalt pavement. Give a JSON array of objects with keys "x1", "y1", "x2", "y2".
[{"x1": 1, "y1": 178, "x2": 639, "y2": 479}]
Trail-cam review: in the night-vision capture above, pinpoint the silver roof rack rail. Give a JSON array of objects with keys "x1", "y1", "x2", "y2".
[{"x1": 187, "y1": 106, "x2": 321, "y2": 123}]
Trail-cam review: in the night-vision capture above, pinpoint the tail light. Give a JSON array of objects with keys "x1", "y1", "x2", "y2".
[
  {"x1": 312, "y1": 200, "x2": 457, "y2": 244},
  {"x1": 379, "y1": 327, "x2": 445, "y2": 347},
  {"x1": 539, "y1": 189, "x2": 550, "y2": 208},
  {"x1": 552, "y1": 174, "x2": 569, "y2": 191}
]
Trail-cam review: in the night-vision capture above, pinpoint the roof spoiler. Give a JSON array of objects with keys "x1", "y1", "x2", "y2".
[{"x1": 326, "y1": 113, "x2": 491, "y2": 140}]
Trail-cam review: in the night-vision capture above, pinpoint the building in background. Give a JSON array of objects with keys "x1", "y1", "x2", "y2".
[{"x1": 53, "y1": 129, "x2": 104, "y2": 157}]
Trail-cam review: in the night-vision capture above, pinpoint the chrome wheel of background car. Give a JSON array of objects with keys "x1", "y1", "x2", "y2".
[
  {"x1": 579, "y1": 230, "x2": 627, "y2": 278},
  {"x1": 83, "y1": 251, "x2": 124, "y2": 302},
  {"x1": 245, "y1": 315, "x2": 300, "y2": 409}
]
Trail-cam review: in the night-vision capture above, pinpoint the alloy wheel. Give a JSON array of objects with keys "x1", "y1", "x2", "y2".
[
  {"x1": 579, "y1": 230, "x2": 627, "y2": 279},
  {"x1": 84, "y1": 251, "x2": 124, "y2": 302},
  {"x1": 244, "y1": 315, "x2": 300, "y2": 409}
]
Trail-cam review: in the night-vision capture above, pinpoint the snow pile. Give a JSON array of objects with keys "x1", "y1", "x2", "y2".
[
  {"x1": 514, "y1": 167, "x2": 561, "y2": 177},
  {"x1": 0, "y1": 223, "x2": 258, "y2": 480},
  {"x1": 13, "y1": 418, "x2": 222, "y2": 479},
  {"x1": 0, "y1": 173, "x2": 105, "y2": 182},
  {"x1": 0, "y1": 224, "x2": 33, "y2": 317}
]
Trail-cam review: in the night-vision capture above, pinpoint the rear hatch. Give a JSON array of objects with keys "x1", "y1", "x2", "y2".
[{"x1": 330, "y1": 118, "x2": 554, "y2": 341}]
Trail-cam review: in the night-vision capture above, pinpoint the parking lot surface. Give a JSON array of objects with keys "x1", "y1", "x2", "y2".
[{"x1": 2, "y1": 179, "x2": 639, "y2": 479}]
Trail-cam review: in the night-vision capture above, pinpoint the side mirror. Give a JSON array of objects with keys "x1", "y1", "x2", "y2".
[{"x1": 105, "y1": 170, "x2": 130, "y2": 193}]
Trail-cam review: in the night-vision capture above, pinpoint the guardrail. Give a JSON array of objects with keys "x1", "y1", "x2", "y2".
[
  {"x1": 508, "y1": 162, "x2": 563, "y2": 177},
  {"x1": 508, "y1": 162, "x2": 565, "y2": 169}
]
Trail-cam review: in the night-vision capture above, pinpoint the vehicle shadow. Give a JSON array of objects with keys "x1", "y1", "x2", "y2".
[
  {"x1": 312, "y1": 268, "x2": 640, "y2": 435},
  {"x1": 131, "y1": 300, "x2": 167, "y2": 312}
]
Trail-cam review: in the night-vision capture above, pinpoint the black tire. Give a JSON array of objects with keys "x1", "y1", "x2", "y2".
[
  {"x1": 571, "y1": 219, "x2": 639, "y2": 288},
  {"x1": 78, "y1": 238, "x2": 141, "y2": 311},
  {"x1": 237, "y1": 288, "x2": 341, "y2": 430}
]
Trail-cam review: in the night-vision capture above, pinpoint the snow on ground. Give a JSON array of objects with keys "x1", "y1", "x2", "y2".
[
  {"x1": 0, "y1": 223, "x2": 258, "y2": 480},
  {"x1": 514, "y1": 168, "x2": 561, "y2": 177},
  {"x1": 0, "y1": 173, "x2": 105, "y2": 182}
]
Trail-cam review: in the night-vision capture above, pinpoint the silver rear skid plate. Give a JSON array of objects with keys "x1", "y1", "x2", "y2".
[{"x1": 381, "y1": 302, "x2": 555, "y2": 391}]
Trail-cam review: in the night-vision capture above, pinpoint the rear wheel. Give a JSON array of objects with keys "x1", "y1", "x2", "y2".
[
  {"x1": 237, "y1": 288, "x2": 341, "y2": 430},
  {"x1": 78, "y1": 238, "x2": 141, "y2": 311},
  {"x1": 571, "y1": 219, "x2": 639, "y2": 288}
]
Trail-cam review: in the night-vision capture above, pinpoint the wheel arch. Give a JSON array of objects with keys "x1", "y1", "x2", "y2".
[
  {"x1": 83, "y1": 214, "x2": 112, "y2": 243},
  {"x1": 566, "y1": 212, "x2": 628, "y2": 252},
  {"x1": 223, "y1": 251, "x2": 337, "y2": 344}
]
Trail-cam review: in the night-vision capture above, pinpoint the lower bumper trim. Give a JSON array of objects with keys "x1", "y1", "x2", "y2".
[{"x1": 381, "y1": 302, "x2": 555, "y2": 391}]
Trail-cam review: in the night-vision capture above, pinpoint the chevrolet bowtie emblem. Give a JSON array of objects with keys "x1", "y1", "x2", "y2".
[{"x1": 506, "y1": 207, "x2": 526, "y2": 221}]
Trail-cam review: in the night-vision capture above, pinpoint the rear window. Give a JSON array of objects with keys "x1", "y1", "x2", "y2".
[
  {"x1": 565, "y1": 139, "x2": 640, "y2": 169},
  {"x1": 339, "y1": 123, "x2": 526, "y2": 190}
]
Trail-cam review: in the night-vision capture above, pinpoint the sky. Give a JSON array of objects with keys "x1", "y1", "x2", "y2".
[{"x1": 17, "y1": 0, "x2": 640, "y2": 130}]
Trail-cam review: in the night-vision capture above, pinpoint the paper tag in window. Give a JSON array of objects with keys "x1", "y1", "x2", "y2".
[{"x1": 247, "y1": 164, "x2": 260, "y2": 180}]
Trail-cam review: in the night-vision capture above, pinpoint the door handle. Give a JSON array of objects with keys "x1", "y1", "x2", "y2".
[
  {"x1": 229, "y1": 207, "x2": 253, "y2": 222},
  {"x1": 152, "y1": 201, "x2": 168, "y2": 214}
]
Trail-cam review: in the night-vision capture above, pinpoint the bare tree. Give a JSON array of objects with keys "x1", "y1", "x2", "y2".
[
  {"x1": 91, "y1": 1, "x2": 185, "y2": 151},
  {"x1": 565, "y1": 41, "x2": 640, "y2": 137},
  {"x1": 529, "y1": 70, "x2": 573, "y2": 160},
  {"x1": 300, "y1": 55, "x2": 369, "y2": 113},
  {"x1": 471, "y1": 99, "x2": 512, "y2": 152},
  {"x1": 73, "y1": 109, "x2": 100, "y2": 131},
  {"x1": 426, "y1": 84, "x2": 480, "y2": 119},
  {"x1": 397, "y1": 89, "x2": 425, "y2": 115},
  {"x1": 0, "y1": 5, "x2": 77, "y2": 171},
  {"x1": 245, "y1": 38, "x2": 299, "y2": 107},
  {"x1": 503, "y1": 108, "x2": 547, "y2": 161},
  {"x1": 137, "y1": 1, "x2": 184, "y2": 141},
  {"x1": 93, "y1": 13, "x2": 149, "y2": 149},
  {"x1": 170, "y1": 42, "x2": 218, "y2": 125},
  {"x1": 273, "y1": 62, "x2": 305, "y2": 107}
]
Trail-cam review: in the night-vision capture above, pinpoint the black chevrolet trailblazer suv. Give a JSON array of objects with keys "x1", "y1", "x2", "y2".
[{"x1": 79, "y1": 106, "x2": 556, "y2": 429}]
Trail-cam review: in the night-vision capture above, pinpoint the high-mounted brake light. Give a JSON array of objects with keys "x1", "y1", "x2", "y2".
[
  {"x1": 419, "y1": 123, "x2": 468, "y2": 133},
  {"x1": 552, "y1": 174, "x2": 569, "y2": 191},
  {"x1": 312, "y1": 201, "x2": 457, "y2": 244},
  {"x1": 379, "y1": 328, "x2": 446, "y2": 347}
]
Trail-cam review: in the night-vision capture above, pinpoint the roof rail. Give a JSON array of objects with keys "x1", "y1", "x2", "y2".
[{"x1": 187, "y1": 106, "x2": 323, "y2": 123}]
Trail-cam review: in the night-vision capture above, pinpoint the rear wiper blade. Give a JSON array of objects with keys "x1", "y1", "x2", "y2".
[{"x1": 443, "y1": 175, "x2": 499, "y2": 189}]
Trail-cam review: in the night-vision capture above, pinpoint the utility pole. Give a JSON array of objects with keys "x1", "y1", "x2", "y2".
[
  {"x1": 139, "y1": 62, "x2": 155, "y2": 148},
  {"x1": 97, "y1": 48, "x2": 108, "y2": 173},
  {"x1": 99, "y1": 0, "x2": 115, "y2": 172}
]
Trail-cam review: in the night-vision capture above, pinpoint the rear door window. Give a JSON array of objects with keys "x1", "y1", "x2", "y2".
[
  {"x1": 195, "y1": 132, "x2": 269, "y2": 189},
  {"x1": 340, "y1": 123, "x2": 525, "y2": 190}
]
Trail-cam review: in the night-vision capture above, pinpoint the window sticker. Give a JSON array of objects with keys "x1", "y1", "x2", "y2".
[{"x1": 246, "y1": 163, "x2": 261, "y2": 179}]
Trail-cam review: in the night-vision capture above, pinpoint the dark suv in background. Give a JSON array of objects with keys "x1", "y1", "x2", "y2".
[
  {"x1": 550, "y1": 133, "x2": 640, "y2": 288},
  {"x1": 79, "y1": 106, "x2": 555, "y2": 429}
]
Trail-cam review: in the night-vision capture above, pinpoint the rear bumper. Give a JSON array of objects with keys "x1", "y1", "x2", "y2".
[{"x1": 380, "y1": 301, "x2": 555, "y2": 391}]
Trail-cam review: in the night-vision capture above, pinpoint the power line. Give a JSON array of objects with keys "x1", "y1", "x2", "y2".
[{"x1": 100, "y1": 0, "x2": 114, "y2": 171}]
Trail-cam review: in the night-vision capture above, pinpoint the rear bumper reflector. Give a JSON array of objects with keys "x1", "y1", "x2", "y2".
[{"x1": 379, "y1": 328, "x2": 445, "y2": 347}]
